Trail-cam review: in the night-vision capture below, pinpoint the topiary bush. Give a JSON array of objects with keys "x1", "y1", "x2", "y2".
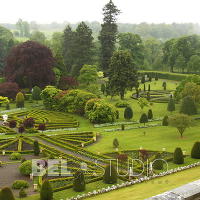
[
  {"x1": 113, "y1": 138, "x2": 119, "y2": 148},
  {"x1": 147, "y1": 109, "x2": 153, "y2": 120},
  {"x1": 167, "y1": 97, "x2": 175, "y2": 112},
  {"x1": 8, "y1": 120, "x2": 17, "y2": 128},
  {"x1": 103, "y1": 164, "x2": 117, "y2": 184},
  {"x1": 12, "y1": 180, "x2": 29, "y2": 189},
  {"x1": 38, "y1": 123, "x2": 46, "y2": 132},
  {"x1": 33, "y1": 140, "x2": 40, "y2": 156},
  {"x1": 180, "y1": 96, "x2": 197, "y2": 115},
  {"x1": 73, "y1": 170, "x2": 85, "y2": 192},
  {"x1": 191, "y1": 141, "x2": 200, "y2": 159},
  {"x1": 40, "y1": 180, "x2": 53, "y2": 200},
  {"x1": 19, "y1": 188, "x2": 27, "y2": 198},
  {"x1": 162, "y1": 115, "x2": 169, "y2": 126},
  {"x1": 173, "y1": 147, "x2": 184, "y2": 164},
  {"x1": 153, "y1": 153, "x2": 163, "y2": 170},
  {"x1": 10, "y1": 153, "x2": 22, "y2": 161},
  {"x1": 124, "y1": 106, "x2": 133, "y2": 120},
  {"x1": 16, "y1": 92, "x2": 24, "y2": 108},
  {"x1": 0, "y1": 187, "x2": 15, "y2": 200},
  {"x1": 23, "y1": 117, "x2": 35, "y2": 128},
  {"x1": 19, "y1": 160, "x2": 32, "y2": 176},
  {"x1": 32, "y1": 86, "x2": 41, "y2": 101},
  {"x1": 139, "y1": 113, "x2": 148, "y2": 125}
]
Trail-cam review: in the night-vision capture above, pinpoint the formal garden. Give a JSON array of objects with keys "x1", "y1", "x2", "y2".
[{"x1": 1, "y1": 1, "x2": 200, "y2": 200}]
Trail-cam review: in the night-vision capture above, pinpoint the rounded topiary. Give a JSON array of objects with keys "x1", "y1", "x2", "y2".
[
  {"x1": 162, "y1": 82, "x2": 167, "y2": 90},
  {"x1": 73, "y1": 170, "x2": 85, "y2": 192},
  {"x1": 153, "y1": 153, "x2": 163, "y2": 170},
  {"x1": 40, "y1": 180, "x2": 53, "y2": 200},
  {"x1": 180, "y1": 96, "x2": 197, "y2": 115},
  {"x1": 12, "y1": 180, "x2": 29, "y2": 189},
  {"x1": 191, "y1": 142, "x2": 200, "y2": 159},
  {"x1": 10, "y1": 153, "x2": 22, "y2": 161},
  {"x1": 167, "y1": 98, "x2": 175, "y2": 112},
  {"x1": 124, "y1": 107, "x2": 133, "y2": 120},
  {"x1": 32, "y1": 86, "x2": 41, "y2": 101},
  {"x1": 19, "y1": 160, "x2": 32, "y2": 176},
  {"x1": 139, "y1": 113, "x2": 148, "y2": 125},
  {"x1": 0, "y1": 187, "x2": 15, "y2": 200},
  {"x1": 33, "y1": 140, "x2": 40, "y2": 156},
  {"x1": 103, "y1": 164, "x2": 117, "y2": 184},
  {"x1": 113, "y1": 138, "x2": 119, "y2": 148},
  {"x1": 8, "y1": 120, "x2": 17, "y2": 128},
  {"x1": 19, "y1": 188, "x2": 27, "y2": 198},
  {"x1": 16, "y1": 92, "x2": 24, "y2": 108},
  {"x1": 173, "y1": 147, "x2": 184, "y2": 164},
  {"x1": 147, "y1": 109, "x2": 153, "y2": 120},
  {"x1": 162, "y1": 115, "x2": 169, "y2": 126}
]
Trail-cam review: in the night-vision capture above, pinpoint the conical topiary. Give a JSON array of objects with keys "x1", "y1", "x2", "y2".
[
  {"x1": 40, "y1": 180, "x2": 53, "y2": 200},
  {"x1": 113, "y1": 138, "x2": 119, "y2": 148},
  {"x1": 173, "y1": 147, "x2": 184, "y2": 164},
  {"x1": 103, "y1": 164, "x2": 117, "y2": 184},
  {"x1": 124, "y1": 107, "x2": 133, "y2": 120},
  {"x1": 73, "y1": 170, "x2": 85, "y2": 192},
  {"x1": 0, "y1": 187, "x2": 15, "y2": 200},
  {"x1": 167, "y1": 98, "x2": 175, "y2": 112},
  {"x1": 33, "y1": 140, "x2": 40, "y2": 156},
  {"x1": 139, "y1": 113, "x2": 148, "y2": 126},
  {"x1": 147, "y1": 109, "x2": 153, "y2": 119},
  {"x1": 32, "y1": 86, "x2": 41, "y2": 101},
  {"x1": 191, "y1": 142, "x2": 200, "y2": 159},
  {"x1": 162, "y1": 115, "x2": 169, "y2": 126},
  {"x1": 16, "y1": 92, "x2": 24, "y2": 108}
]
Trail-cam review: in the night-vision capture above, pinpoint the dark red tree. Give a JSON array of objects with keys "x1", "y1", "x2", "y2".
[
  {"x1": 5, "y1": 41, "x2": 55, "y2": 88},
  {"x1": 23, "y1": 117, "x2": 35, "y2": 128},
  {"x1": 38, "y1": 123, "x2": 46, "y2": 132},
  {"x1": 8, "y1": 120, "x2": 17, "y2": 128},
  {"x1": 0, "y1": 82, "x2": 19, "y2": 99},
  {"x1": 58, "y1": 76, "x2": 78, "y2": 90}
]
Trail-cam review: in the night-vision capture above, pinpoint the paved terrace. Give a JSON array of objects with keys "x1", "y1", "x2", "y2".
[{"x1": 146, "y1": 179, "x2": 200, "y2": 200}]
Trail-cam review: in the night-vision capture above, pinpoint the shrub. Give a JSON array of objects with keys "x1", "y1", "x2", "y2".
[
  {"x1": 162, "y1": 82, "x2": 167, "y2": 90},
  {"x1": 40, "y1": 180, "x2": 53, "y2": 200},
  {"x1": 0, "y1": 82, "x2": 19, "y2": 99},
  {"x1": 167, "y1": 97, "x2": 175, "y2": 112},
  {"x1": 18, "y1": 126, "x2": 25, "y2": 134},
  {"x1": 121, "y1": 124, "x2": 125, "y2": 130},
  {"x1": 73, "y1": 170, "x2": 85, "y2": 192},
  {"x1": 191, "y1": 142, "x2": 200, "y2": 159},
  {"x1": 139, "y1": 113, "x2": 148, "y2": 125},
  {"x1": 113, "y1": 138, "x2": 119, "y2": 148},
  {"x1": 153, "y1": 153, "x2": 163, "y2": 170},
  {"x1": 19, "y1": 160, "x2": 32, "y2": 176},
  {"x1": 10, "y1": 153, "x2": 22, "y2": 160},
  {"x1": 19, "y1": 188, "x2": 27, "y2": 198},
  {"x1": 85, "y1": 99, "x2": 117, "y2": 124},
  {"x1": 0, "y1": 187, "x2": 15, "y2": 200},
  {"x1": 115, "y1": 101, "x2": 129, "y2": 108},
  {"x1": 23, "y1": 118, "x2": 35, "y2": 128},
  {"x1": 58, "y1": 76, "x2": 78, "y2": 90},
  {"x1": 16, "y1": 92, "x2": 24, "y2": 108},
  {"x1": 173, "y1": 147, "x2": 184, "y2": 164},
  {"x1": 32, "y1": 86, "x2": 41, "y2": 101},
  {"x1": 147, "y1": 109, "x2": 153, "y2": 119},
  {"x1": 8, "y1": 120, "x2": 17, "y2": 128},
  {"x1": 33, "y1": 140, "x2": 40, "y2": 156},
  {"x1": 103, "y1": 164, "x2": 117, "y2": 184},
  {"x1": 38, "y1": 124, "x2": 46, "y2": 132},
  {"x1": 12, "y1": 180, "x2": 29, "y2": 189},
  {"x1": 124, "y1": 107, "x2": 133, "y2": 120},
  {"x1": 162, "y1": 115, "x2": 169, "y2": 126},
  {"x1": 180, "y1": 96, "x2": 197, "y2": 115}
]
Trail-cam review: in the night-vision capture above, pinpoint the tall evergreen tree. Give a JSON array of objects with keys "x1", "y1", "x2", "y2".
[
  {"x1": 108, "y1": 50, "x2": 137, "y2": 99},
  {"x1": 180, "y1": 96, "x2": 197, "y2": 115},
  {"x1": 103, "y1": 164, "x2": 117, "y2": 184},
  {"x1": 71, "y1": 22, "x2": 93, "y2": 76},
  {"x1": 139, "y1": 113, "x2": 148, "y2": 125},
  {"x1": 99, "y1": 0, "x2": 120, "y2": 72}
]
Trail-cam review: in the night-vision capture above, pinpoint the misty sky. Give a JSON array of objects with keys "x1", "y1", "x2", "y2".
[{"x1": 1, "y1": 0, "x2": 200, "y2": 24}]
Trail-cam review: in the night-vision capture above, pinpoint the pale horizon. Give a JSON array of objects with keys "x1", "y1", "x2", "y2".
[{"x1": 1, "y1": 0, "x2": 200, "y2": 24}]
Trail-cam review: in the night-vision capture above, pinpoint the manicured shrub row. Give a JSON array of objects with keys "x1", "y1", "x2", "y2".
[
  {"x1": 0, "y1": 125, "x2": 17, "y2": 135},
  {"x1": 139, "y1": 71, "x2": 191, "y2": 81}
]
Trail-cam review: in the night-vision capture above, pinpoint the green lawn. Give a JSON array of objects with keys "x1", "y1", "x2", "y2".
[{"x1": 86, "y1": 165, "x2": 200, "y2": 200}]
